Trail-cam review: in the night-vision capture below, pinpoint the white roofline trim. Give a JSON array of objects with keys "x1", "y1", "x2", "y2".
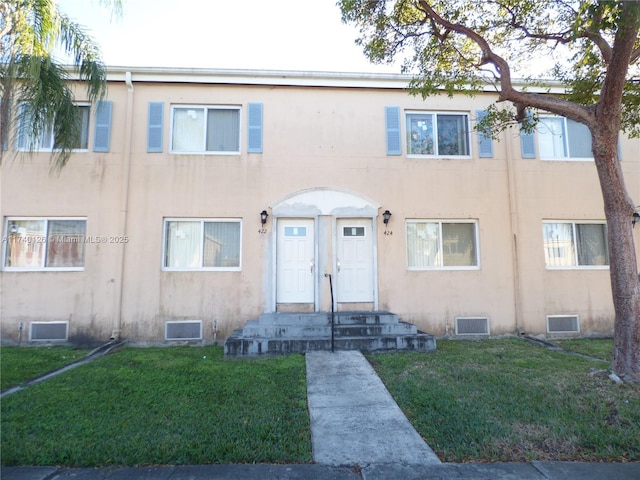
[{"x1": 64, "y1": 65, "x2": 569, "y2": 93}]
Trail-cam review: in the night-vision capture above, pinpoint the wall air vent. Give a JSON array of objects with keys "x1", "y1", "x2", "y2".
[
  {"x1": 165, "y1": 320, "x2": 203, "y2": 341},
  {"x1": 455, "y1": 317, "x2": 490, "y2": 336},
  {"x1": 30, "y1": 322, "x2": 69, "y2": 342},
  {"x1": 547, "y1": 315, "x2": 579, "y2": 333}
]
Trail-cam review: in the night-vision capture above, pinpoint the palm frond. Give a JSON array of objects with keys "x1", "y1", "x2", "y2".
[{"x1": 0, "y1": 0, "x2": 118, "y2": 169}]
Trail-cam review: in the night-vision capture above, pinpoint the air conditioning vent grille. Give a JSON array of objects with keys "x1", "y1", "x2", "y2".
[
  {"x1": 165, "y1": 321, "x2": 202, "y2": 340},
  {"x1": 547, "y1": 315, "x2": 579, "y2": 333},
  {"x1": 455, "y1": 317, "x2": 489, "y2": 335},
  {"x1": 30, "y1": 322, "x2": 68, "y2": 341}
]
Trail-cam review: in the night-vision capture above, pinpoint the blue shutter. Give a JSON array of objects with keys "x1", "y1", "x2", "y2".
[
  {"x1": 247, "y1": 102, "x2": 263, "y2": 153},
  {"x1": 147, "y1": 102, "x2": 164, "y2": 152},
  {"x1": 16, "y1": 103, "x2": 29, "y2": 149},
  {"x1": 520, "y1": 112, "x2": 536, "y2": 158},
  {"x1": 617, "y1": 136, "x2": 622, "y2": 161},
  {"x1": 385, "y1": 106, "x2": 402, "y2": 155},
  {"x1": 1, "y1": 100, "x2": 8, "y2": 151},
  {"x1": 93, "y1": 100, "x2": 112, "y2": 152},
  {"x1": 476, "y1": 110, "x2": 493, "y2": 158}
]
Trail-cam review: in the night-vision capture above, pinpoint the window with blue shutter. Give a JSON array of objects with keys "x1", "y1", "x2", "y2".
[
  {"x1": 93, "y1": 100, "x2": 112, "y2": 152},
  {"x1": 247, "y1": 102, "x2": 263, "y2": 153},
  {"x1": 476, "y1": 110, "x2": 493, "y2": 158},
  {"x1": 147, "y1": 102, "x2": 164, "y2": 152},
  {"x1": 385, "y1": 106, "x2": 401, "y2": 155}
]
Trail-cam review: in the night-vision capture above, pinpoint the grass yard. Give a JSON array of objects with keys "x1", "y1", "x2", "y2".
[
  {"x1": 367, "y1": 338, "x2": 640, "y2": 463},
  {"x1": 1, "y1": 346, "x2": 90, "y2": 390},
  {"x1": 552, "y1": 337, "x2": 614, "y2": 361},
  {"x1": 2, "y1": 338, "x2": 638, "y2": 467},
  {"x1": 1, "y1": 346, "x2": 311, "y2": 467}
]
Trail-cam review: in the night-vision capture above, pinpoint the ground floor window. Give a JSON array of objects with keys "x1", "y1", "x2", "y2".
[
  {"x1": 406, "y1": 220, "x2": 478, "y2": 269},
  {"x1": 4, "y1": 218, "x2": 86, "y2": 270},
  {"x1": 163, "y1": 219, "x2": 241, "y2": 270},
  {"x1": 543, "y1": 222, "x2": 609, "y2": 268}
]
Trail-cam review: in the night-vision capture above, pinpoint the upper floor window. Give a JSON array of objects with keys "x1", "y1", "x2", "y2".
[
  {"x1": 543, "y1": 222, "x2": 609, "y2": 268},
  {"x1": 406, "y1": 220, "x2": 479, "y2": 269},
  {"x1": 406, "y1": 112, "x2": 470, "y2": 157},
  {"x1": 170, "y1": 106, "x2": 240, "y2": 154},
  {"x1": 163, "y1": 219, "x2": 242, "y2": 270},
  {"x1": 17, "y1": 104, "x2": 90, "y2": 151},
  {"x1": 538, "y1": 116, "x2": 593, "y2": 160},
  {"x1": 4, "y1": 218, "x2": 87, "y2": 271}
]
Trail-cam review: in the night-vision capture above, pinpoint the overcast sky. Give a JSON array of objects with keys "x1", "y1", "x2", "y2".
[{"x1": 57, "y1": 0, "x2": 403, "y2": 73}]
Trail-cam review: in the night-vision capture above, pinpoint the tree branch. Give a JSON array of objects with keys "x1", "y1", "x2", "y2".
[
  {"x1": 415, "y1": 0, "x2": 595, "y2": 125},
  {"x1": 496, "y1": 0, "x2": 613, "y2": 63},
  {"x1": 583, "y1": 7, "x2": 613, "y2": 64},
  {"x1": 597, "y1": 1, "x2": 640, "y2": 133}
]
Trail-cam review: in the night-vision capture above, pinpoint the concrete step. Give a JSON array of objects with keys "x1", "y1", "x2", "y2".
[
  {"x1": 240, "y1": 321, "x2": 417, "y2": 338},
  {"x1": 257, "y1": 311, "x2": 400, "y2": 326},
  {"x1": 224, "y1": 332, "x2": 436, "y2": 356},
  {"x1": 223, "y1": 310, "x2": 436, "y2": 356}
]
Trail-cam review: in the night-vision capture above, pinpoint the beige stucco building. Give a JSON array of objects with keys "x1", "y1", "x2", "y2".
[{"x1": 1, "y1": 67, "x2": 638, "y2": 345}]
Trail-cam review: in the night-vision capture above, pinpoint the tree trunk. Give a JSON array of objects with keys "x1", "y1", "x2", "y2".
[{"x1": 591, "y1": 129, "x2": 640, "y2": 383}]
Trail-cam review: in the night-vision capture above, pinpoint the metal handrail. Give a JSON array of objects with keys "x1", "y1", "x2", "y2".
[{"x1": 324, "y1": 273, "x2": 335, "y2": 352}]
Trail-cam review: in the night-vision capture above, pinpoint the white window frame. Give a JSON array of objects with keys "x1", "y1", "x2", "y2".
[
  {"x1": 406, "y1": 219, "x2": 480, "y2": 270},
  {"x1": 162, "y1": 218, "x2": 242, "y2": 271},
  {"x1": 542, "y1": 221, "x2": 609, "y2": 269},
  {"x1": 405, "y1": 111, "x2": 472, "y2": 158},
  {"x1": 17, "y1": 103, "x2": 91, "y2": 152},
  {"x1": 3, "y1": 217, "x2": 87, "y2": 271},
  {"x1": 537, "y1": 115, "x2": 593, "y2": 161},
  {"x1": 169, "y1": 105, "x2": 242, "y2": 154}
]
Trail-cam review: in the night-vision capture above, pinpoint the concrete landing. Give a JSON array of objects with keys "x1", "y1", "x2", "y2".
[{"x1": 306, "y1": 350, "x2": 441, "y2": 466}]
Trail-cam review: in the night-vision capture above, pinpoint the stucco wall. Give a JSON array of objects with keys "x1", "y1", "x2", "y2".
[{"x1": 1, "y1": 70, "x2": 637, "y2": 344}]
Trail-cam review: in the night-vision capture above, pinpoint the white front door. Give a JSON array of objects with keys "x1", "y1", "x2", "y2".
[
  {"x1": 336, "y1": 218, "x2": 374, "y2": 303},
  {"x1": 276, "y1": 219, "x2": 315, "y2": 304}
]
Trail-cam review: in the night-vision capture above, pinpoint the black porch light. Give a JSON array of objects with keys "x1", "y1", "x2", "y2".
[
  {"x1": 260, "y1": 210, "x2": 269, "y2": 225},
  {"x1": 382, "y1": 210, "x2": 392, "y2": 225}
]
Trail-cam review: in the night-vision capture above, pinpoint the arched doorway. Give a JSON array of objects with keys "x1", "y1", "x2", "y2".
[{"x1": 268, "y1": 188, "x2": 381, "y2": 313}]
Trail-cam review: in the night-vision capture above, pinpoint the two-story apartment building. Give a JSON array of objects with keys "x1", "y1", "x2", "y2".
[{"x1": 1, "y1": 67, "x2": 638, "y2": 346}]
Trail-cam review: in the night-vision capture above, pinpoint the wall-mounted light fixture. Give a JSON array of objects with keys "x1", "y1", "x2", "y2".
[
  {"x1": 260, "y1": 210, "x2": 269, "y2": 225},
  {"x1": 633, "y1": 211, "x2": 640, "y2": 228},
  {"x1": 382, "y1": 210, "x2": 392, "y2": 225}
]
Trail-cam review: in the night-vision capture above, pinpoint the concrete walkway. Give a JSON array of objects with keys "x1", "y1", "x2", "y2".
[{"x1": 306, "y1": 350, "x2": 440, "y2": 466}]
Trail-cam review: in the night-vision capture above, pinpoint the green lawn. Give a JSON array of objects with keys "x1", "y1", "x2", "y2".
[
  {"x1": 1, "y1": 346, "x2": 90, "y2": 390},
  {"x1": 2, "y1": 339, "x2": 638, "y2": 467},
  {"x1": 552, "y1": 337, "x2": 613, "y2": 361},
  {"x1": 1, "y1": 346, "x2": 311, "y2": 467},
  {"x1": 367, "y1": 338, "x2": 640, "y2": 462}
]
